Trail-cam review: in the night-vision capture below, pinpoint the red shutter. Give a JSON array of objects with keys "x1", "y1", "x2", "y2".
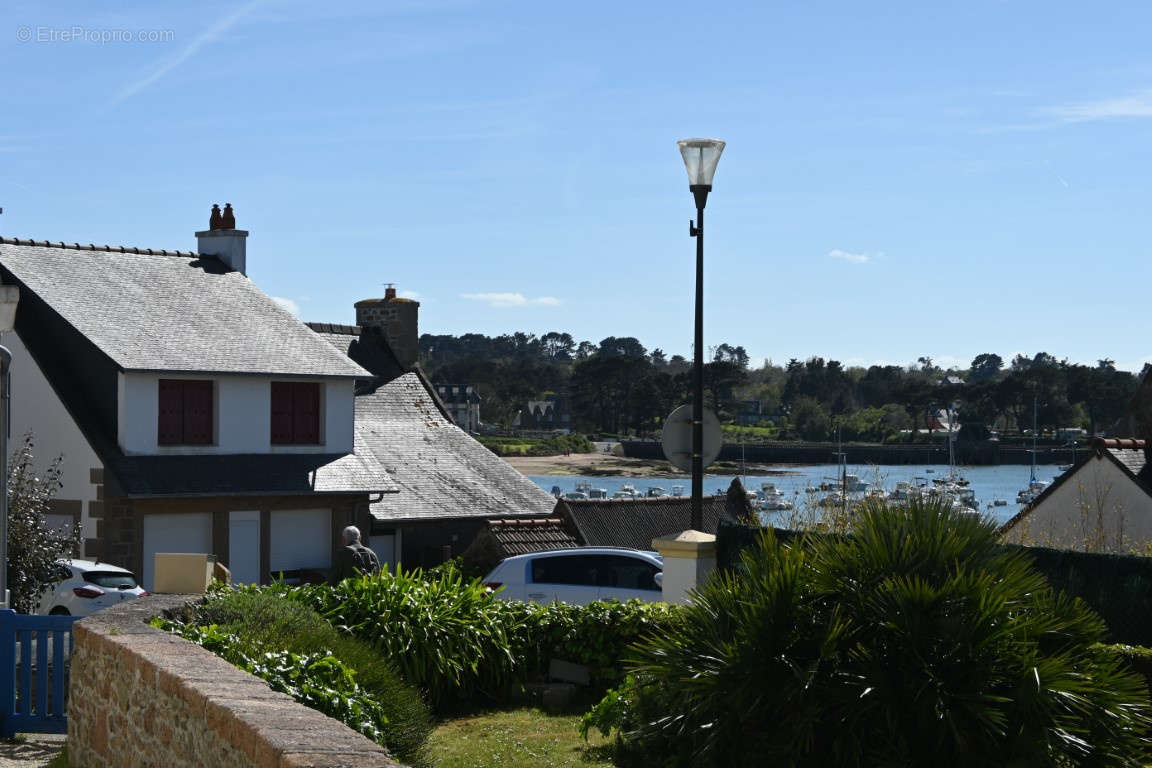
[
  {"x1": 293, "y1": 383, "x2": 321, "y2": 444},
  {"x1": 182, "y1": 381, "x2": 214, "y2": 445},
  {"x1": 270, "y1": 382, "x2": 294, "y2": 444},
  {"x1": 158, "y1": 380, "x2": 184, "y2": 445}
]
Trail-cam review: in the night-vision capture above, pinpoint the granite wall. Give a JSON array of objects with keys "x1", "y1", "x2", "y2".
[{"x1": 67, "y1": 594, "x2": 403, "y2": 768}]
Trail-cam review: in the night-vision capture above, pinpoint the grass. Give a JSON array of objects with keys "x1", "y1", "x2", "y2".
[{"x1": 427, "y1": 708, "x2": 614, "y2": 768}]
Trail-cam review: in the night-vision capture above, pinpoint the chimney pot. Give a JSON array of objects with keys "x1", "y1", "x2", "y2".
[
  {"x1": 221, "y1": 203, "x2": 236, "y2": 229},
  {"x1": 209, "y1": 204, "x2": 223, "y2": 230}
]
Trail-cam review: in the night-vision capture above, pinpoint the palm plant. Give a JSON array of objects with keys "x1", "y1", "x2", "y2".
[{"x1": 611, "y1": 498, "x2": 1152, "y2": 767}]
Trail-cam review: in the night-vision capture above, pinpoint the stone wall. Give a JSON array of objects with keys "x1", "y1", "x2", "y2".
[{"x1": 68, "y1": 595, "x2": 403, "y2": 768}]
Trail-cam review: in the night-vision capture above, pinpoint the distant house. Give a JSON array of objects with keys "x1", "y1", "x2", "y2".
[
  {"x1": 433, "y1": 383, "x2": 481, "y2": 433},
  {"x1": 0, "y1": 208, "x2": 392, "y2": 589},
  {"x1": 515, "y1": 393, "x2": 572, "y2": 431},
  {"x1": 309, "y1": 289, "x2": 557, "y2": 569},
  {"x1": 461, "y1": 479, "x2": 754, "y2": 570},
  {"x1": 1000, "y1": 439, "x2": 1152, "y2": 553}
]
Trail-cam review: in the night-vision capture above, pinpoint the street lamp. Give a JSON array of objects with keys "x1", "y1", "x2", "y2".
[
  {"x1": 677, "y1": 138, "x2": 725, "y2": 532},
  {"x1": 0, "y1": 284, "x2": 18, "y2": 610}
]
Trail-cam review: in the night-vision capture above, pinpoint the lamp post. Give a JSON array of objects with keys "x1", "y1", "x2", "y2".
[
  {"x1": 0, "y1": 285, "x2": 19, "y2": 610},
  {"x1": 677, "y1": 138, "x2": 725, "y2": 532}
]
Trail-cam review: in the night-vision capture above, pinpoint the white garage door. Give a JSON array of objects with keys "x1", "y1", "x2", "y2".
[
  {"x1": 142, "y1": 512, "x2": 212, "y2": 591},
  {"x1": 270, "y1": 509, "x2": 332, "y2": 574}
]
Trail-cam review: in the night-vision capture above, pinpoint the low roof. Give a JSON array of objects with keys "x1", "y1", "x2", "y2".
[
  {"x1": 352, "y1": 372, "x2": 558, "y2": 522},
  {"x1": 999, "y1": 439, "x2": 1152, "y2": 534},
  {"x1": 0, "y1": 240, "x2": 367, "y2": 378},
  {"x1": 475, "y1": 518, "x2": 580, "y2": 558},
  {"x1": 556, "y1": 483, "x2": 750, "y2": 551}
]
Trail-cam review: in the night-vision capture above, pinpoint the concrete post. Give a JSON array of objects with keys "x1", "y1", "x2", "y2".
[{"x1": 651, "y1": 530, "x2": 716, "y2": 604}]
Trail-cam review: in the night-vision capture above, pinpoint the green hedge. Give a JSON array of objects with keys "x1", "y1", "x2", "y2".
[
  {"x1": 283, "y1": 568, "x2": 678, "y2": 712},
  {"x1": 477, "y1": 433, "x2": 593, "y2": 457},
  {"x1": 717, "y1": 520, "x2": 1152, "y2": 646}
]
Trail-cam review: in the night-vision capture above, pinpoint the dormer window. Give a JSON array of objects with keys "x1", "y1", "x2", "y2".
[
  {"x1": 271, "y1": 382, "x2": 321, "y2": 444},
  {"x1": 158, "y1": 380, "x2": 214, "y2": 445}
]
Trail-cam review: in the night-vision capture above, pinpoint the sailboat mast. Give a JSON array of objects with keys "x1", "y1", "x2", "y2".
[{"x1": 1030, "y1": 393, "x2": 1038, "y2": 483}]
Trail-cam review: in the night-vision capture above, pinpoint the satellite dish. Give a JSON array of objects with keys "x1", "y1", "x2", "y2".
[{"x1": 661, "y1": 404, "x2": 721, "y2": 473}]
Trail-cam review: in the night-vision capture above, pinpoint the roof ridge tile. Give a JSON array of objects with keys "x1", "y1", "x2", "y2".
[{"x1": 0, "y1": 236, "x2": 201, "y2": 259}]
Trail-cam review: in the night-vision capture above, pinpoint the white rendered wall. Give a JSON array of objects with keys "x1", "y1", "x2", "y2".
[
  {"x1": 118, "y1": 373, "x2": 354, "y2": 455},
  {"x1": 2, "y1": 331, "x2": 102, "y2": 549},
  {"x1": 1002, "y1": 457, "x2": 1152, "y2": 552}
]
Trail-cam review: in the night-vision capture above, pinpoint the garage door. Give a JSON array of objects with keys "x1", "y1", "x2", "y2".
[
  {"x1": 270, "y1": 509, "x2": 332, "y2": 574},
  {"x1": 142, "y1": 512, "x2": 212, "y2": 591}
]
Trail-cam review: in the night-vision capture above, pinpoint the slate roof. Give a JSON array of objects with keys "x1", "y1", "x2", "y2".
[
  {"x1": 0, "y1": 240, "x2": 367, "y2": 378},
  {"x1": 556, "y1": 483, "x2": 750, "y2": 551},
  {"x1": 310, "y1": 324, "x2": 557, "y2": 522}
]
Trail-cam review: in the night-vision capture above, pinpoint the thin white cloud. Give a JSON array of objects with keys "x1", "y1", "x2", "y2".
[
  {"x1": 828, "y1": 248, "x2": 874, "y2": 265},
  {"x1": 460, "y1": 292, "x2": 560, "y2": 308},
  {"x1": 270, "y1": 296, "x2": 300, "y2": 316},
  {"x1": 399, "y1": 289, "x2": 421, "y2": 300},
  {"x1": 111, "y1": 0, "x2": 263, "y2": 105},
  {"x1": 1047, "y1": 89, "x2": 1152, "y2": 123}
]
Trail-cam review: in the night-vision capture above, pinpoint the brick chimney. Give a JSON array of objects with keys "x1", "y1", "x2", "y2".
[
  {"x1": 355, "y1": 285, "x2": 420, "y2": 369},
  {"x1": 195, "y1": 203, "x2": 248, "y2": 274}
]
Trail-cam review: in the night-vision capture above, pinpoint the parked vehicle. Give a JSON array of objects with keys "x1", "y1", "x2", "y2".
[
  {"x1": 482, "y1": 547, "x2": 664, "y2": 605},
  {"x1": 37, "y1": 559, "x2": 147, "y2": 617}
]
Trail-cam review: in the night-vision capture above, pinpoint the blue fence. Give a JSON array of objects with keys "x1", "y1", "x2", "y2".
[{"x1": 0, "y1": 609, "x2": 79, "y2": 737}]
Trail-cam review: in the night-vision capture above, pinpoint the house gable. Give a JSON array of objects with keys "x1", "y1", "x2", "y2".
[{"x1": 1001, "y1": 443, "x2": 1152, "y2": 552}]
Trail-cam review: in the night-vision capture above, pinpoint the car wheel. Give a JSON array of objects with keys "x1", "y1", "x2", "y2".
[{"x1": 49, "y1": 607, "x2": 70, "y2": 616}]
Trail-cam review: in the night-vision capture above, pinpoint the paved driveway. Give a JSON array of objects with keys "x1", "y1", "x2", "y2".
[{"x1": 0, "y1": 734, "x2": 64, "y2": 767}]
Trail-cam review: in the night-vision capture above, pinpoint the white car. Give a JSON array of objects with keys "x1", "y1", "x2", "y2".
[
  {"x1": 37, "y1": 559, "x2": 148, "y2": 617},
  {"x1": 482, "y1": 547, "x2": 664, "y2": 605}
]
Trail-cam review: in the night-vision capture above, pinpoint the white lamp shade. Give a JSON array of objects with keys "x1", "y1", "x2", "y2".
[
  {"x1": 677, "y1": 138, "x2": 726, "y2": 186},
  {"x1": 0, "y1": 285, "x2": 17, "y2": 333}
]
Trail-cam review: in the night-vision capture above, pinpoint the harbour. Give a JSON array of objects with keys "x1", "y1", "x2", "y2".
[{"x1": 528, "y1": 462, "x2": 1066, "y2": 526}]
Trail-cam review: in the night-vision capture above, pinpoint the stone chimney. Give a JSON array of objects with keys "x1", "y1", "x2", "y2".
[
  {"x1": 355, "y1": 285, "x2": 420, "y2": 369},
  {"x1": 196, "y1": 203, "x2": 248, "y2": 274}
]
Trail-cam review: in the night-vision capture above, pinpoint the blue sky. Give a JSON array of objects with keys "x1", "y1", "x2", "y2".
[{"x1": 3, "y1": 1, "x2": 1151, "y2": 372}]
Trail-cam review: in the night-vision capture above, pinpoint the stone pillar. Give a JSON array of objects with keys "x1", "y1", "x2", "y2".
[{"x1": 651, "y1": 530, "x2": 716, "y2": 604}]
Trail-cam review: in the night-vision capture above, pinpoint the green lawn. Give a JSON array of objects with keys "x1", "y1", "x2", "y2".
[{"x1": 427, "y1": 708, "x2": 614, "y2": 768}]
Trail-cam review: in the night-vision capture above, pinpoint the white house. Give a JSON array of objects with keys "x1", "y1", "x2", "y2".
[
  {"x1": 999, "y1": 439, "x2": 1152, "y2": 553},
  {"x1": 0, "y1": 206, "x2": 393, "y2": 589}
]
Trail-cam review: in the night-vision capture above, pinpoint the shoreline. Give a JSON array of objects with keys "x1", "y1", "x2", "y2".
[{"x1": 503, "y1": 451, "x2": 802, "y2": 478}]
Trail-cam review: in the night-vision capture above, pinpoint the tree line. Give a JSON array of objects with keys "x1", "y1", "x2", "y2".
[{"x1": 419, "y1": 332, "x2": 1147, "y2": 442}]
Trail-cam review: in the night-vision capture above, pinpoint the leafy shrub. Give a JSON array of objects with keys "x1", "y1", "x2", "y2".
[
  {"x1": 6, "y1": 433, "x2": 82, "y2": 614},
  {"x1": 1097, "y1": 644, "x2": 1152, "y2": 695},
  {"x1": 191, "y1": 585, "x2": 431, "y2": 765},
  {"x1": 596, "y1": 498, "x2": 1152, "y2": 767},
  {"x1": 155, "y1": 619, "x2": 393, "y2": 747},
  {"x1": 296, "y1": 567, "x2": 523, "y2": 710}
]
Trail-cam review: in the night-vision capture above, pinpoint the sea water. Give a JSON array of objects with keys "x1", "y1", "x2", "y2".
[{"x1": 527, "y1": 463, "x2": 1065, "y2": 526}]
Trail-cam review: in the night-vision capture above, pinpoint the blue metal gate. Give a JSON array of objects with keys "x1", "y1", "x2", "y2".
[{"x1": 0, "y1": 609, "x2": 78, "y2": 737}]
